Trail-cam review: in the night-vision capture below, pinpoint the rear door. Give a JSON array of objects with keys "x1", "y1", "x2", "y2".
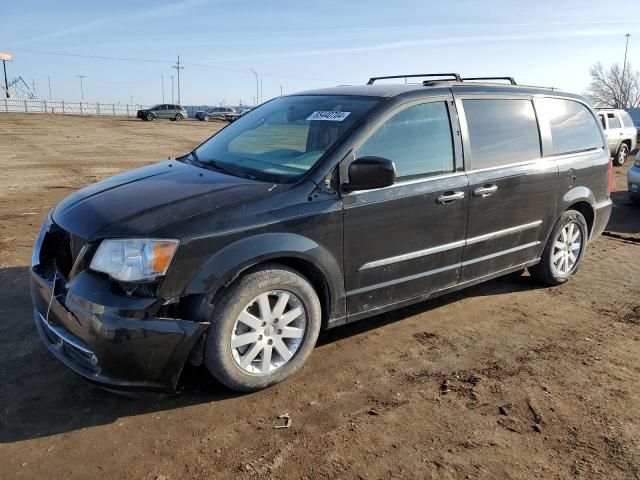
[
  {"x1": 342, "y1": 96, "x2": 469, "y2": 317},
  {"x1": 455, "y1": 94, "x2": 558, "y2": 282}
]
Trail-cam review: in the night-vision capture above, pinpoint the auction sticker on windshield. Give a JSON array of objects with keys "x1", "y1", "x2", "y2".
[{"x1": 307, "y1": 111, "x2": 351, "y2": 121}]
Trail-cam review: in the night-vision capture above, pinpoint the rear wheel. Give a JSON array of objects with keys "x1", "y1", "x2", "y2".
[
  {"x1": 529, "y1": 210, "x2": 588, "y2": 285},
  {"x1": 614, "y1": 143, "x2": 629, "y2": 166},
  {"x1": 204, "y1": 264, "x2": 321, "y2": 392}
]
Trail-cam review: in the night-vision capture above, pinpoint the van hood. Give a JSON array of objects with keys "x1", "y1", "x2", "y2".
[{"x1": 52, "y1": 160, "x2": 280, "y2": 240}]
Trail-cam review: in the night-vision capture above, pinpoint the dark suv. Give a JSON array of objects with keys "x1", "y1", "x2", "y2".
[{"x1": 31, "y1": 73, "x2": 613, "y2": 393}]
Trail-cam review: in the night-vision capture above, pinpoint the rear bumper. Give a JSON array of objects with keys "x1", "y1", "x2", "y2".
[
  {"x1": 31, "y1": 269, "x2": 208, "y2": 392},
  {"x1": 592, "y1": 198, "x2": 613, "y2": 240}
]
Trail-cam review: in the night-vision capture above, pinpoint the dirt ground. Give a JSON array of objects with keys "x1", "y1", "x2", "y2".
[{"x1": 0, "y1": 113, "x2": 639, "y2": 480}]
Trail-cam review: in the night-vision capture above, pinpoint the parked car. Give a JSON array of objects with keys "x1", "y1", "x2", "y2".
[
  {"x1": 597, "y1": 108, "x2": 637, "y2": 166},
  {"x1": 224, "y1": 109, "x2": 241, "y2": 122},
  {"x1": 195, "y1": 107, "x2": 236, "y2": 121},
  {"x1": 136, "y1": 104, "x2": 187, "y2": 122},
  {"x1": 32, "y1": 73, "x2": 612, "y2": 394},
  {"x1": 629, "y1": 151, "x2": 640, "y2": 204}
]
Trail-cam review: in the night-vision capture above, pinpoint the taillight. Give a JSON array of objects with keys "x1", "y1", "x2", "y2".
[{"x1": 608, "y1": 156, "x2": 614, "y2": 195}]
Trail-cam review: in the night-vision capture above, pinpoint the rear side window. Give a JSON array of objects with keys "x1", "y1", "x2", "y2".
[
  {"x1": 357, "y1": 102, "x2": 454, "y2": 181},
  {"x1": 462, "y1": 99, "x2": 541, "y2": 169},
  {"x1": 607, "y1": 113, "x2": 621, "y2": 129},
  {"x1": 541, "y1": 99, "x2": 604, "y2": 155},
  {"x1": 620, "y1": 111, "x2": 635, "y2": 128}
]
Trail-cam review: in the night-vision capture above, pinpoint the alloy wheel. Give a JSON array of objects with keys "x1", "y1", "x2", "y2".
[
  {"x1": 230, "y1": 290, "x2": 306, "y2": 375},
  {"x1": 551, "y1": 221, "x2": 583, "y2": 276}
]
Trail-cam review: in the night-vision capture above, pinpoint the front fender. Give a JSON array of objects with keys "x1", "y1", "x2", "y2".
[{"x1": 183, "y1": 232, "x2": 345, "y2": 321}]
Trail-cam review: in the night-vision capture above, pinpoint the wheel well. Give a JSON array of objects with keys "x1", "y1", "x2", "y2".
[
  {"x1": 621, "y1": 139, "x2": 632, "y2": 151},
  {"x1": 567, "y1": 201, "x2": 594, "y2": 236},
  {"x1": 264, "y1": 258, "x2": 331, "y2": 328},
  {"x1": 207, "y1": 257, "x2": 331, "y2": 329}
]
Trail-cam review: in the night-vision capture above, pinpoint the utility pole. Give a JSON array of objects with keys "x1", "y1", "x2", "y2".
[
  {"x1": 161, "y1": 75, "x2": 165, "y2": 103},
  {"x1": 249, "y1": 68, "x2": 259, "y2": 106},
  {"x1": 170, "y1": 75, "x2": 175, "y2": 103},
  {"x1": 260, "y1": 76, "x2": 263, "y2": 104},
  {"x1": 47, "y1": 76, "x2": 52, "y2": 101},
  {"x1": 172, "y1": 55, "x2": 184, "y2": 104},
  {"x1": 621, "y1": 33, "x2": 631, "y2": 108},
  {"x1": 31, "y1": 79, "x2": 36, "y2": 97},
  {"x1": 77, "y1": 75, "x2": 86, "y2": 102},
  {"x1": 1, "y1": 51, "x2": 12, "y2": 98},
  {"x1": 280, "y1": 85, "x2": 283, "y2": 96}
]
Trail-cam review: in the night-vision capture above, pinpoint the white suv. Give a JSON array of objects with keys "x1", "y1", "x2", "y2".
[{"x1": 597, "y1": 109, "x2": 637, "y2": 166}]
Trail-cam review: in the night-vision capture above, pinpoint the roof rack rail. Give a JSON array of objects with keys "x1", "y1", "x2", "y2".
[
  {"x1": 367, "y1": 73, "x2": 462, "y2": 85},
  {"x1": 461, "y1": 76, "x2": 517, "y2": 85}
]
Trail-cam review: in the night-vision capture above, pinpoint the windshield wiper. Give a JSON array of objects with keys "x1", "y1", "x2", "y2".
[{"x1": 188, "y1": 151, "x2": 254, "y2": 180}]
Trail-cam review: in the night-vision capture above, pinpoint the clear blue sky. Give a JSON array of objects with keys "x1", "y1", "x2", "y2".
[{"x1": 1, "y1": 0, "x2": 639, "y2": 106}]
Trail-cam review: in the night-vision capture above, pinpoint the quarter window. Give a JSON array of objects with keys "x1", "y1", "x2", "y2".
[
  {"x1": 462, "y1": 99, "x2": 541, "y2": 169},
  {"x1": 620, "y1": 111, "x2": 635, "y2": 128},
  {"x1": 356, "y1": 102, "x2": 454, "y2": 180},
  {"x1": 540, "y1": 98, "x2": 604, "y2": 155}
]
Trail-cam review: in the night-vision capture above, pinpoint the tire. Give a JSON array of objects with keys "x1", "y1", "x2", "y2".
[
  {"x1": 204, "y1": 263, "x2": 322, "y2": 392},
  {"x1": 175, "y1": 113, "x2": 183, "y2": 122},
  {"x1": 203, "y1": 115, "x2": 210, "y2": 122},
  {"x1": 146, "y1": 113, "x2": 154, "y2": 121},
  {"x1": 614, "y1": 143, "x2": 629, "y2": 166},
  {"x1": 529, "y1": 210, "x2": 588, "y2": 286}
]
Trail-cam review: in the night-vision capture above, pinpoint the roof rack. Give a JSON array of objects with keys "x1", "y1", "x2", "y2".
[
  {"x1": 367, "y1": 73, "x2": 462, "y2": 85},
  {"x1": 461, "y1": 76, "x2": 517, "y2": 85}
]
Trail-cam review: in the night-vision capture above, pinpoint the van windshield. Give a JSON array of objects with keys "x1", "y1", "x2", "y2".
[{"x1": 191, "y1": 95, "x2": 379, "y2": 182}]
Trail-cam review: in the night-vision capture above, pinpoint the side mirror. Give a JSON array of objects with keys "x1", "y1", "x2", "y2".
[{"x1": 344, "y1": 156, "x2": 396, "y2": 191}]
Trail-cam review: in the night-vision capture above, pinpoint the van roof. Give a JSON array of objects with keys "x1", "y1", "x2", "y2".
[{"x1": 294, "y1": 75, "x2": 584, "y2": 102}]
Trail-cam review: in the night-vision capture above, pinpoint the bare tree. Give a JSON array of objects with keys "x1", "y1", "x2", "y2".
[{"x1": 586, "y1": 62, "x2": 640, "y2": 108}]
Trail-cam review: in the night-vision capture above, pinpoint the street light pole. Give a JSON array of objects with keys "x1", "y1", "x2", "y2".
[
  {"x1": 280, "y1": 85, "x2": 283, "y2": 96},
  {"x1": 76, "y1": 75, "x2": 86, "y2": 102},
  {"x1": 249, "y1": 68, "x2": 259, "y2": 106},
  {"x1": 170, "y1": 75, "x2": 175, "y2": 104},
  {"x1": 621, "y1": 33, "x2": 631, "y2": 108},
  {"x1": 161, "y1": 75, "x2": 165, "y2": 103},
  {"x1": 47, "y1": 76, "x2": 52, "y2": 101}
]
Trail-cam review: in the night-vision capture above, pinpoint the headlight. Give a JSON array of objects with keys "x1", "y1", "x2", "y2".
[{"x1": 90, "y1": 239, "x2": 179, "y2": 282}]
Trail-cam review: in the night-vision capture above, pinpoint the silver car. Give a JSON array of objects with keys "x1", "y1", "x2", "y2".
[
  {"x1": 597, "y1": 108, "x2": 637, "y2": 166},
  {"x1": 629, "y1": 151, "x2": 640, "y2": 204},
  {"x1": 137, "y1": 104, "x2": 188, "y2": 122}
]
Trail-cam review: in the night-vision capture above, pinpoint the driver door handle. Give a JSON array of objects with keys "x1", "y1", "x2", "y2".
[
  {"x1": 436, "y1": 191, "x2": 465, "y2": 204},
  {"x1": 473, "y1": 184, "x2": 498, "y2": 197}
]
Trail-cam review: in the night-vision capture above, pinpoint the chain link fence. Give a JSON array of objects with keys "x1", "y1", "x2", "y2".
[{"x1": 1, "y1": 98, "x2": 150, "y2": 116}]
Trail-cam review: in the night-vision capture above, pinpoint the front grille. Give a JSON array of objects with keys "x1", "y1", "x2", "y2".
[{"x1": 36, "y1": 225, "x2": 86, "y2": 281}]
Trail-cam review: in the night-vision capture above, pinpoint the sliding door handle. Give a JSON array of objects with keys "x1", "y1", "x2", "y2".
[
  {"x1": 436, "y1": 191, "x2": 465, "y2": 204},
  {"x1": 473, "y1": 184, "x2": 498, "y2": 197}
]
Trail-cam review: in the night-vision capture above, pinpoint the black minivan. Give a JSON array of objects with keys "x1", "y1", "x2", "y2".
[{"x1": 31, "y1": 74, "x2": 613, "y2": 393}]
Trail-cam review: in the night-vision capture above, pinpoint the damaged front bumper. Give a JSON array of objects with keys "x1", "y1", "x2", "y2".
[{"x1": 30, "y1": 219, "x2": 208, "y2": 393}]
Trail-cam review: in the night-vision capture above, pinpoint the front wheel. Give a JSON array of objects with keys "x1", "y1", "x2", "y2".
[
  {"x1": 204, "y1": 264, "x2": 321, "y2": 392},
  {"x1": 175, "y1": 113, "x2": 183, "y2": 122},
  {"x1": 146, "y1": 113, "x2": 154, "y2": 121},
  {"x1": 529, "y1": 210, "x2": 588, "y2": 286},
  {"x1": 614, "y1": 143, "x2": 629, "y2": 166},
  {"x1": 203, "y1": 115, "x2": 210, "y2": 122}
]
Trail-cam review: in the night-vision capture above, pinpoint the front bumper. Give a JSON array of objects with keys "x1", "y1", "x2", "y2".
[
  {"x1": 31, "y1": 270, "x2": 207, "y2": 392},
  {"x1": 30, "y1": 220, "x2": 208, "y2": 392},
  {"x1": 628, "y1": 165, "x2": 640, "y2": 200}
]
